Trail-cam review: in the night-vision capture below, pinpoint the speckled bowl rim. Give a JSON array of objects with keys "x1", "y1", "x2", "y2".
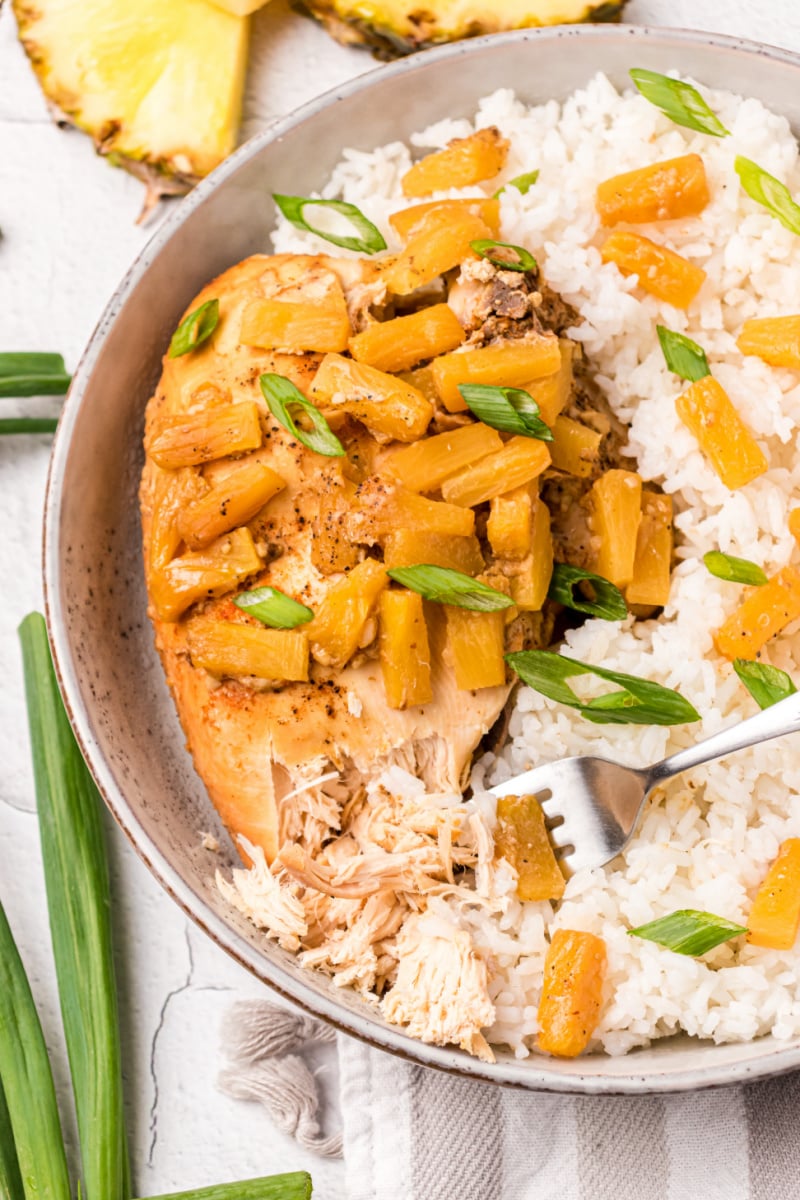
[{"x1": 43, "y1": 23, "x2": 800, "y2": 1093}]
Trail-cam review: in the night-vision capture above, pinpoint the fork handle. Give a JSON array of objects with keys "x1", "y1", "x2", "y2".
[{"x1": 645, "y1": 689, "x2": 800, "y2": 788}]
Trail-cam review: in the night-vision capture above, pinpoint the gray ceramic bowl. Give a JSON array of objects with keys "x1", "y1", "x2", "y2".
[{"x1": 44, "y1": 24, "x2": 800, "y2": 1092}]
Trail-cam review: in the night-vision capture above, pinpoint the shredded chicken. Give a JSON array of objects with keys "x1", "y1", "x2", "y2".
[{"x1": 217, "y1": 839, "x2": 308, "y2": 952}]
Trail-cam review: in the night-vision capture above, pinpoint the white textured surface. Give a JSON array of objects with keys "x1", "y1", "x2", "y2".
[{"x1": 2, "y1": 0, "x2": 800, "y2": 1194}]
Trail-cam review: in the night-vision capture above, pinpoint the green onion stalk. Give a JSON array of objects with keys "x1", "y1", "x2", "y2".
[
  {"x1": 140, "y1": 1173, "x2": 313, "y2": 1200},
  {"x1": 19, "y1": 613, "x2": 130, "y2": 1200}
]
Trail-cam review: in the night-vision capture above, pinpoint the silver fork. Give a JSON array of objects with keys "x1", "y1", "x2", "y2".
[{"x1": 489, "y1": 691, "x2": 800, "y2": 874}]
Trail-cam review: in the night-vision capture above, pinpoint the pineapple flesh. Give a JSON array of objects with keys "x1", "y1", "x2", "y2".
[
  {"x1": 13, "y1": 0, "x2": 249, "y2": 211},
  {"x1": 294, "y1": 0, "x2": 628, "y2": 58}
]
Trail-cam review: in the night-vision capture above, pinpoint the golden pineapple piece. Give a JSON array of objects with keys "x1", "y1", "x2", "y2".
[
  {"x1": 401, "y1": 126, "x2": 509, "y2": 198},
  {"x1": 736, "y1": 316, "x2": 800, "y2": 368},
  {"x1": 713, "y1": 567, "x2": 800, "y2": 662},
  {"x1": 396, "y1": 365, "x2": 439, "y2": 407},
  {"x1": 444, "y1": 606, "x2": 506, "y2": 690},
  {"x1": 549, "y1": 415, "x2": 603, "y2": 479},
  {"x1": 149, "y1": 527, "x2": 262, "y2": 622},
  {"x1": 306, "y1": 558, "x2": 387, "y2": 668},
  {"x1": 389, "y1": 197, "x2": 500, "y2": 240},
  {"x1": 383, "y1": 422, "x2": 503, "y2": 491},
  {"x1": 148, "y1": 466, "x2": 206, "y2": 574},
  {"x1": 309, "y1": 353, "x2": 433, "y2": 443},
  {"x1": 177, "y1": 461, "x2": 286, "y2": 550},
  {"x1": 12, "y1": 0, "x2": 249, "y2": 208},
  {"x1": 790, "y1": 507, "x2": 800, "y2": 545},
  {"x1": 596, "y1": 153, "x2": 710, "y2": 226},
  {"x1": 675, "y1": 376, "x2": 768, "y2": 490},
  {"x1": 240, "y1": 292, "x2": 351, "y2": 354},
  {"x1": 626, "y1": 491, "x2": 673, "y2": 608},
  {"x1": 349, "y1": 304, "x2": 465, "y2": 374},
  {"x1": 589, "y1": 469, "x2": 643, "y2": 588},
  {"x1": 494, "y1": 794, "x2": 565, "y2": 901},
  {"x1": 145, "y1": 402, "x2": 262, "y2": 469},
  {"x1": 312, "y1": 479, "x2": 360, "y2": 575},
  {"x1": 537, "y1": 930, "x2": 607, "y2": 1058},
  {"x1": 432, "y1": 337, "x2": 562, "y2": 412},
  {"x1": 187, "y1": 619, "x2": 309, "y2": 682},
  {"x1": 487, "y1": 486, "x2": 533, "y2": 561},
  {"x1": 510, "y1": 495, "x2": 553, "y2": 611},
  {"x1": 441, "y1": 437, "x2": 551, "y2": 507},
  {"x1": 379, "y1": 589, "x2": 433, "y2": 709},
  {"x1": 522, "y1": 340, "x2": 574, "y2": 426},
  {"x1": 601, "y1": 231, "x2": 706, "y2": 309},
  {"x1": 383, "y1": 529, "x2": 484, "y2": 575},
  {"x1": 382, "y1": 204, "x2": 491, "y2": 295},
  {"x1": 352, "y1": 483, "x2": 476, "y2": 541}
]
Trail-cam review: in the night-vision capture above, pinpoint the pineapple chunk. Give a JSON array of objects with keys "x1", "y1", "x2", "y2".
[
  {"x1": 494, "y1": 794, "x2": 565, "y2": 901},
  {"x1": 444, "y1": 606, "x2": 506, "y2": 690},
  {"x1": 675, "y1": 376, "x2": 767, "y2": 490},
  {"x1": 383, "y1": 422, "x2": 503, "y2": 492},
  {"x1": 432, "y1": 337, "x2": 562, "y2": 412},
  {"x1": 389, "y1": 197, "x2": 500, "y2": 240},
  {"x1": 149, "y1": 527, "x2": 262, "y2": 621},
  {"x1": 441, "y1": 437, "x2": 551, "y2": 507},
  {"x1": 312, "y1": 479, "x2": 360, "y2": 575},
  {"x1": 240, "y1": 293, "x2": 350, "y2": 354},
  {"x1": 177, "y1": 460, "x2": 285, "y2": 550},
  {"x1": 487, "y1": 486, "x2": 533, "y2": 561},
  {"x1": 522, "y1": 340, "x2": 574, "y2": 426},
  {"x1": 148, "y1": 466, "x2": 206, "y2": 574},
  {"x1": 383, "y1": 529, "x2": 484, "y2": 575},
  {"x1": 13, "y1": 0, "x2": 249, "y2": 200},
  {"x1": 205, "y1": 0, "x2": 269, "y2": 13},
  {"x1": 736, "y1": 316, "x2": 800, "y2": 368},
  {"x1": 747, "y1": 839, "x2": 800, "y2": 950},
  {"x1": 383, "y1": 204, "x2": 491, "y2": 295},
  {"x1": 510, "y1": 496, "x2": 553, "y2": 611},
  {"x1": 396, "y1": 365, "x2": 439, "y2": 407},
  {"x1": 401, "y1": 127, "x2": 509, "y2": 198},
  {"x1": 349, "y1": 305, "x2": 465, "y2": 374},
  {"x1": 626, "y1": 491, "x2": 673, "y2": 608},
  {"x1": 537, "y1": 930, "x2": 607, "y2": 1058},
  {"x1": 549, "y1": 415, "x2": 602, "y2": 478},
  {"x1": 713, "y1": 566, "x2": 800, "y2": 661},
  {"x1": 146, "y1": 402, "x2": 262, "y2": 469},
  {"x1": 187, "y1": 619, "x2": 308, "y2": 682},
  {"x1": 589, "y1": 469, "x2": 642, "y2": 588},
  {"x1": 379, "y1": 589, "x2": 433, "y2": 709},
  {"x1": 790, "y1": 507, "x2": 800, "y2": 545},
  {"x1": 352, "y1": 483, "x2": 476, "y2": 541},
  {"x1": 601, "y1": 231, "x2": 706, "y2": 309},
  {"x1": 309, "y1": 353, "x2": 432, "y2": 443},
  {"x1": 596, "y1": 154, "x2": 710, "y2": 226},
  {"x1": 306, "y1": 558, "x2": 387, "y2": 668}
]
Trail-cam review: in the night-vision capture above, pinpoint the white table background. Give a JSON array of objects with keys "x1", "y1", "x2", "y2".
[{"x1": 2, "y1": 1, "x2": 799, "y2": 1194}]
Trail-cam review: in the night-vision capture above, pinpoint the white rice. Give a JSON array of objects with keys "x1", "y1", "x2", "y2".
[{"x1": 271, "y1": 73, "x2": 800, "y2": 1056}]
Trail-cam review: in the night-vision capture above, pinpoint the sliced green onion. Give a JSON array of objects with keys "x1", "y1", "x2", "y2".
[
  {"x1": 0, "y1": 1077, "x2": 25, "y2": 1200},
  {"x1": 656, "y1": 325, "x2": 711, "y2": 382},
  {"x1": 733, "y1": 658, "x2": 797, "y2": 710},
  {"x1": 19, "y1": 612, "x2": 130, "y2": 1200},
  {"x1": 735, "y1": 156, "x2": 800, "y2": 236},
  {"x1": 703, "y1": 550, "x2": 767, "y2": 586},
  {"x1": 386, "y1": 564, "x2": 514, "y2": 612},
  {"x1": 505, "y1": 649, "x2": 700, "y2": 726},
  {"x1": 139, "y1": 1173, "x2": 313, "y2": 1200},
  {"x1": 234, "y1": 586, "x2": 313, "y2": 629},
  {"x1": 0, "y1": 897, "x2": 71, "y2": 1200},
  {"x1": 0, "y1": 417, "x2": 58, "y2": 435},
  {"x1": 547, "y1": 564, "x2": 628, "y2": 621},
  {"x1": 260, "y1": 373, "x2": 344, "y2": 458},
  {"x1": 457, "y1": 383, "x2": 553, "y2": 440},
  {"x1": 0, "y1": 352, "x2": 71, "y2": 398},
  {"x1": 274, "y1": 194, "x2": 387, "y2": 255},
  {"x1": 494, "y1": 169, "x2": 539, "y2": 198},
  {"x1": 469, "y1": 238, "x2": 537, "y2": 273},
  {"x1": 168, "y1": 299, "x2": 220, "y2": 358},
  {"x1": 629, "y1": 909, "x2": 747, "y2": 955},
  {"x1": 629, "y1": 69, "x2": 729, "y2": 137}
]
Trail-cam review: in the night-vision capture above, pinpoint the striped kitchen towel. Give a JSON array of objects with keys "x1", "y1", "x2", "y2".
[{"x1": 338, "y1": 1035, "x2": 799, "y2": 1200}]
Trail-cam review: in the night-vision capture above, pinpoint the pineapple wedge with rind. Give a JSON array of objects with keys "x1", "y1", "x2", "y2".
[{"x1": 13, "y1": 0, "x2": 249, "y2": 212}]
